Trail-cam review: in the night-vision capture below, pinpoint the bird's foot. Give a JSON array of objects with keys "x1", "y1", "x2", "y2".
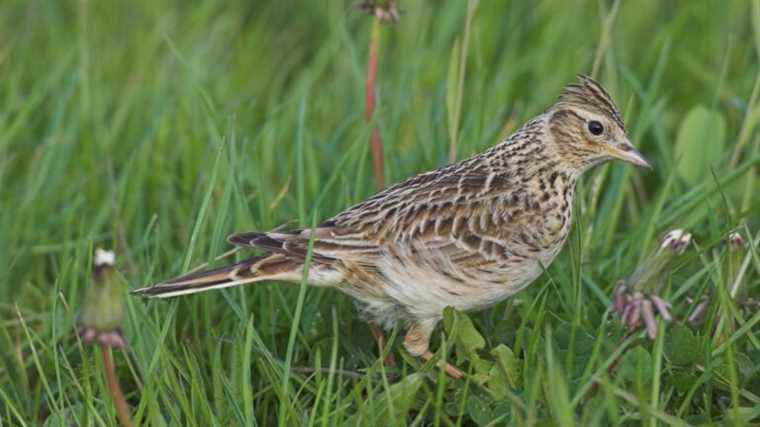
[
  {"x1": 421, "y1": 350, "x2": 464, "y2": 379},
  {"x1": 369, "y1": 322, "x2": 397, "y2": 368}
]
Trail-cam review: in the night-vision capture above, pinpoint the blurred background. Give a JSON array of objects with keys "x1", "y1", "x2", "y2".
[{"x1": 1, "y1": 0, "x2": 758, "y2": 425}]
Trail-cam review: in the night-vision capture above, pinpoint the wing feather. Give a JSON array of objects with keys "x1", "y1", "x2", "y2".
[{"x1": 227, "y1": 156, "x2": 522, "y2": 274}]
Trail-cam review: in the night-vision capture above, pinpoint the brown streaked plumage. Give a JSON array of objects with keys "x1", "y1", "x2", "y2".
[{"x1": 133, "y1": 75, "x2": 650, "y2": 378}]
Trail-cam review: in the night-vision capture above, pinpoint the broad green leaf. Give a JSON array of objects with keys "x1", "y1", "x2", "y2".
[
  {"x1": 487, "y1": 364, "x2": 509, "y2": 399},
  {"x1": 385, "y1": 373, "x2": 424, "y2": 413},
  {"x1": 674, "y1": 105, "x2": 726, "y2": 185},
  {"x1": 466, "y1": 394, "x2": 496, "y2": 426},
  {"x1": 491, "y1": 344, "x2": 522, "y2": 388},
  {"x1": 670, "y1": 369, "x2": 697, "y2": 394},
  {"x1": 665, "y1": 324, "x2": 701, "y2": 366},
  {"x1": 346, "y1": 373, "x2": 424, "y2": 425},
  {"x1": 443, "y1": 307, "x2": 486, "y2": 353},
  {"x1": 714, "y1": 351, "x2": 754, "y2": 388},
  {"x1": 443, "y1": 306, "x2": 457, "y2": 334},
  {"x1": 471, "y1": 357, "x2": 493, "y2": 383},
  {"x1": 618, "y1": 346, "x2": 653, "y2": 382},
  {"x1": 458, "y1": 314, "x2": 486, "y2": 352}
]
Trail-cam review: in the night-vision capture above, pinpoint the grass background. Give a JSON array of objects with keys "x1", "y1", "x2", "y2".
[{"x1": 1, "y1": 0, "x2": 759, "y2": 425}]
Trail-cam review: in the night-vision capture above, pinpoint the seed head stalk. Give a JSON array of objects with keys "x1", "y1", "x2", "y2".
[
  {"x1": 365, "y1": 16, "x2": 384, "y2": 190},
  {"x1": 101, "y1": 346, "x2": 134, "y2": 427},
  {"x1": 78, "y1": 249, "x2": 134, "y2": 427}
]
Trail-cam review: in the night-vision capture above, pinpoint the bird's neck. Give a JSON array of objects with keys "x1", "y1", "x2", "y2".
[
  {"x1": 485, "y1": 115, "x2": 580, "y2": 178},
  {"x1": 486, "y1": 137, "x2": 580, "y2": 190}
]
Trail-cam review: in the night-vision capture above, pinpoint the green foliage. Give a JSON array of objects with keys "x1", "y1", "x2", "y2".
[
  {"x1": 345, "y1": 373, "x2": 424, "y2": 425},
  {"x1": 665, "y1": 324, "x2": 702, "y2": 366},
  {"x1": 443, "y1": 306, "x2": 486, "y2": 355},
  {"x1": 674, "y1": 106, "x2": 727, "y2": 186},
  {"x1": 0, "y1": 0, "x2": 758, "y2": 425},
  {"x1": 491, "y1": 344, "x2": 521, "y2": 389},
  {"x1": 618, "y1": 346, "x2": 653, "y2": 384}
]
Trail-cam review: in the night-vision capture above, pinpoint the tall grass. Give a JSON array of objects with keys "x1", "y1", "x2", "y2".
[{"x1": 1, "y1": 0, "x2": 758, "y2": 425}]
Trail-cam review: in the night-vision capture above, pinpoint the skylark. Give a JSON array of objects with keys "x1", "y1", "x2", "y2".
[{"x1": 134, "y1": 75, "x2": 650, "y2": 377}]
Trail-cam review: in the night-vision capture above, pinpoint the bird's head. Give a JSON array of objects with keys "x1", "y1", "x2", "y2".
[{"x1": 547, "y1": 75, "x2": 650, "y2": 172}]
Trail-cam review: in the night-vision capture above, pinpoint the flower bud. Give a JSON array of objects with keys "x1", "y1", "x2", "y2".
[
  {"x1": 356, "y1": 0, "x2": 399, "y2": 22},
  {"x1": 726, "y1": 230, "x2": 749, "y2": 303},
  {"x1": 727, "y1": 231, "x2": 745, "y2": 251},
  {"x1": 687, "y1": 299, "x2": 710, "y2": 328},
  {"x1": 78, "y1": 249, "x2": 126, "y2": 348},
  {"x1": 660, "y1": 229, "x2": 692, "y2": 254},
  {"x1": 612, "y1": 229, "x2": 690, "y2": 340},
  {"x1": 627, "y1": 229, "x2": 691, "y2": 295}
]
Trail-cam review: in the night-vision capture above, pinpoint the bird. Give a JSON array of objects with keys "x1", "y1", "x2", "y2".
[{"x1": 133, "y1": 75, "x2": 650, "y2": 378}]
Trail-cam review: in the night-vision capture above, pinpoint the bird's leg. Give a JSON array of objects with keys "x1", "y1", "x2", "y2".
[
  {"x1": 420, "y1": 351, "x2": 464, "y2": 379},
  {"x1": 404, "y1": 320, "x2": 464, "y2": 379},
  {"x1": 369, "y1": 322, "x2": 396, "y2": 367}
]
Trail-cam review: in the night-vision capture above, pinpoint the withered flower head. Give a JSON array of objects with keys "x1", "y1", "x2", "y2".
[
  {"x1": 687, "y1": 298, "x2": 710, "y2": 328},
  {"x1": 660, "y1": 229, "x2": 692, "y2": 254},
  {"x1": 78, "y1": 248, "x2": 126, "y2": 348},
  {"x1": 356, "y1": 0, "x2": 399, "y2": 23},
  {"x1": 613, "y1": 229, "x2": 692, "y2": 339},
  {"x1": 728, "y1": 231, "x2": 746, "y2": 251}
]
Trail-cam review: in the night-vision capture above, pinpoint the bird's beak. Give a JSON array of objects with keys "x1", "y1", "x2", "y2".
[{"x1": 607, "y1": 139, "x2": 651, "y2": 169}]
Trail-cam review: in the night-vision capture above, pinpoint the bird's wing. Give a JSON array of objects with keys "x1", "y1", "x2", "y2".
[
  {"x1": 227, "y1": 111, "x2": 552, "y2": 264},
  {"x1": 228, "y1": 161, "x2": 520, "y2": 272}
]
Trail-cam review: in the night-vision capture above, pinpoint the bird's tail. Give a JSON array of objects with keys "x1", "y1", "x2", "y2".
[{"x1": 131, "y1": 254, "x2": 300, "y2": 298}]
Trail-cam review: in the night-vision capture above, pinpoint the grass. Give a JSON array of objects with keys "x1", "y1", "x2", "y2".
[{"x1": 1, "y1": 0, "x2": 759, "y2": 425}]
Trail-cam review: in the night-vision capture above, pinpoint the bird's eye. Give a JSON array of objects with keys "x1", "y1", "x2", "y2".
[{"x1": 588, "y1": 120, "x2": 604, "y2": 136}]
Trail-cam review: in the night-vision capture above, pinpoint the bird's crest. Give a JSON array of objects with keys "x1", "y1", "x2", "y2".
[{"x1": 558, "y1": 75, "x2": 625, "y2": 131}]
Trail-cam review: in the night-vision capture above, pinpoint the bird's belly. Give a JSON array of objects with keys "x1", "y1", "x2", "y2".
[
  {"x1": 373, "y1": 253, "x2": 553, "y2": 319},
  {"x1": 338, "y1": 231, "x2": 568, "y2": 325}
]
